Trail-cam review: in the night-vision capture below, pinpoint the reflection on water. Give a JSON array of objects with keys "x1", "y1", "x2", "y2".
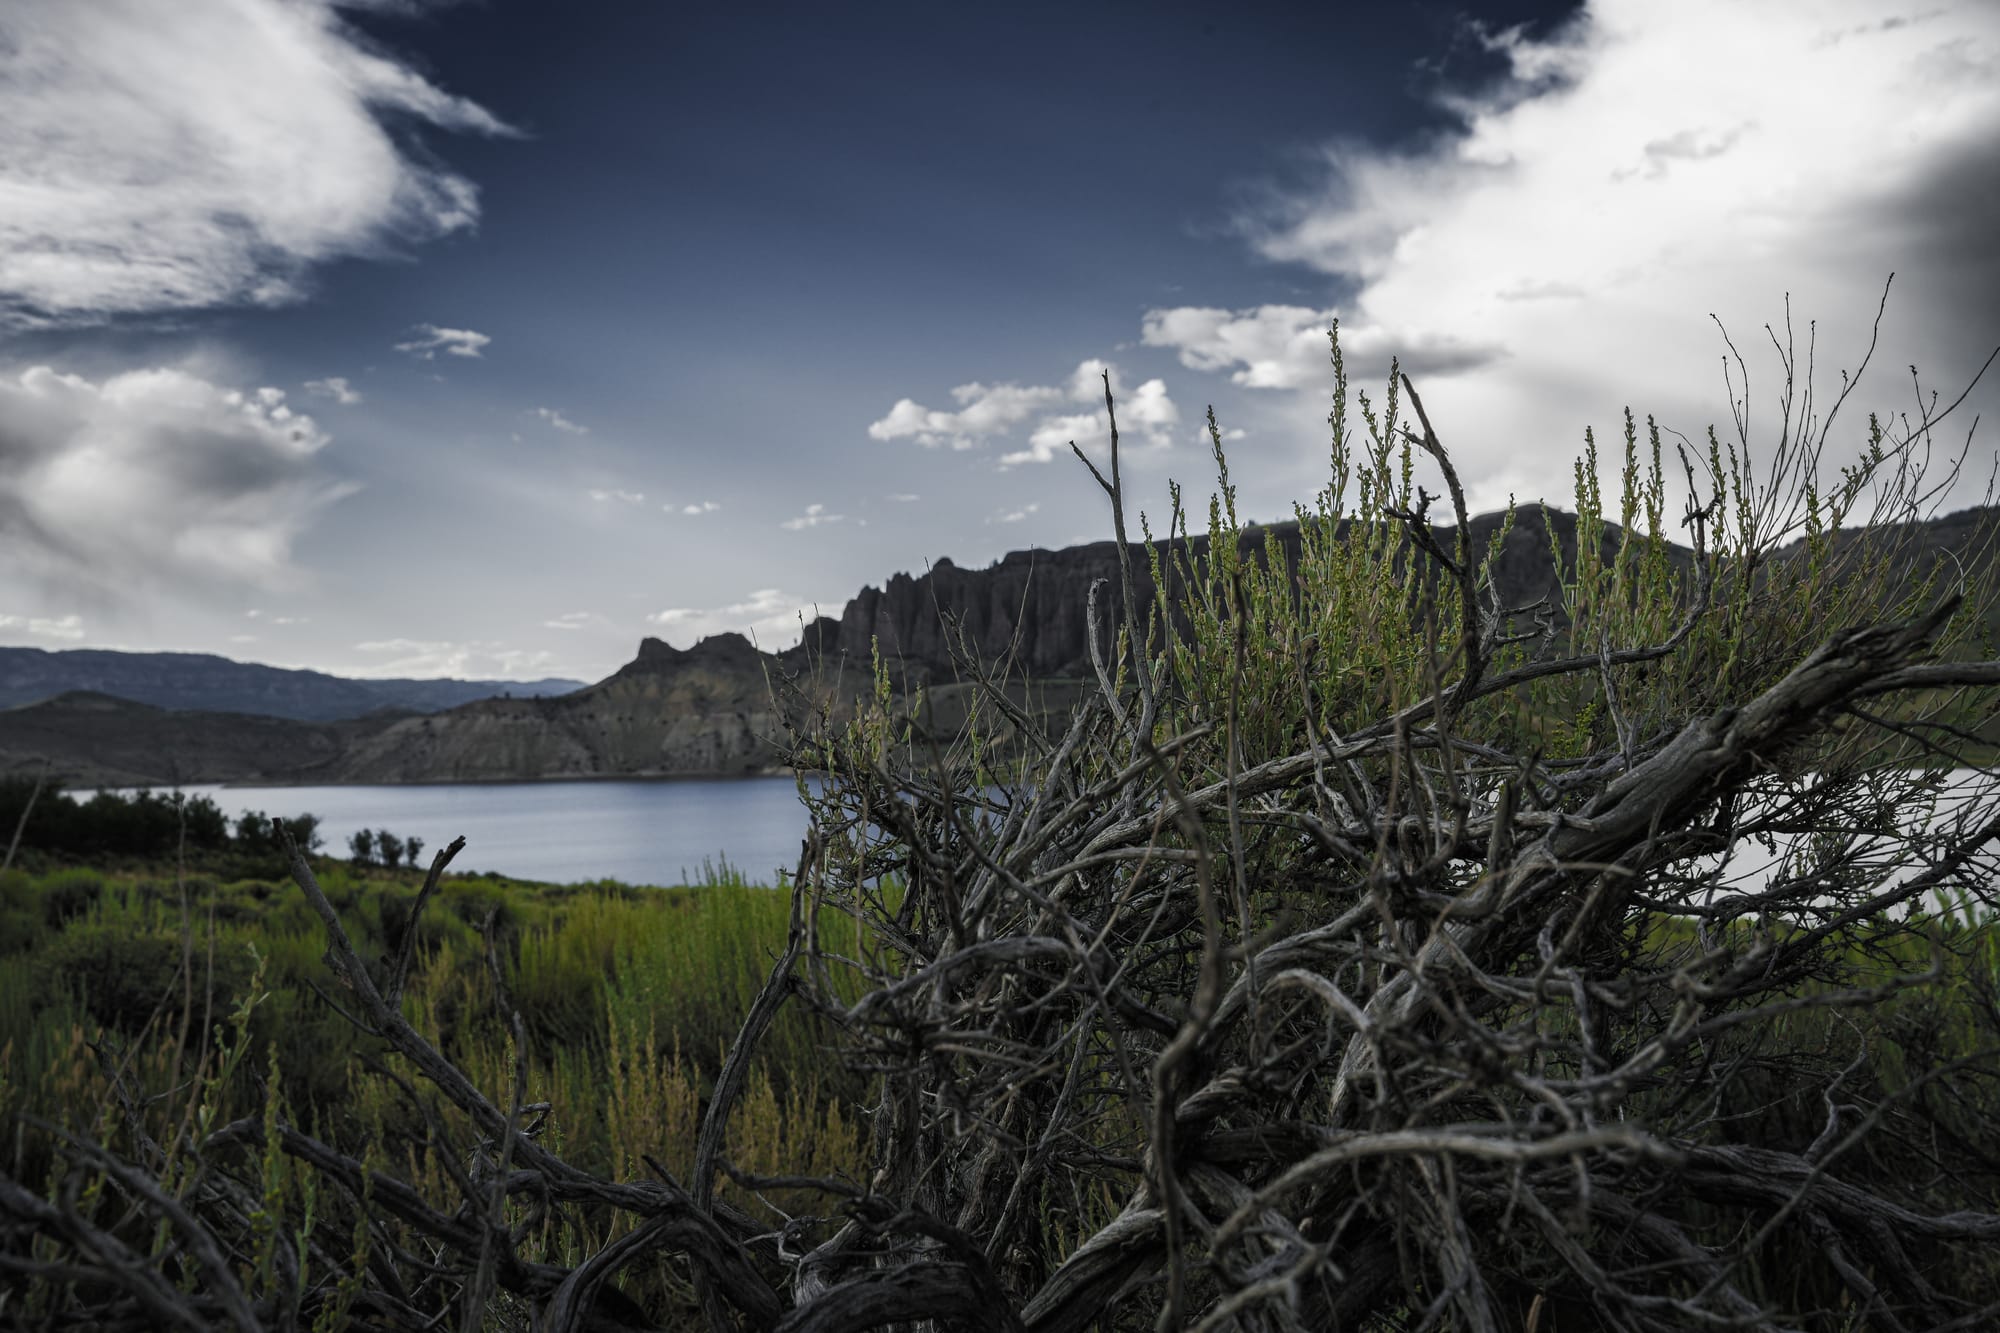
[
  {"x1": 171, "y1": 776, "x2": 823, "y2": 887},
  {"x1": 1644, "y1": 766, "x2": 1997, "y2": 919}
]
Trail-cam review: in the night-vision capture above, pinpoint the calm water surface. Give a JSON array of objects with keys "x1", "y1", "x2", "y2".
[
  {"x1": 175, "y1": 777, "x2": 822, "y2": 887},
  {"x1": 164, "y1": 769, "x2": 2000, "y2": 905}
]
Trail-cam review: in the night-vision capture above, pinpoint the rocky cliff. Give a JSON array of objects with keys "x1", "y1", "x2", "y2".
[
  {"x1": 325, "y1": 633, "x2": 870, "y2": 782},
  {"x1": 829, "y1": 503, "x2": 1602, "y2": 681}
]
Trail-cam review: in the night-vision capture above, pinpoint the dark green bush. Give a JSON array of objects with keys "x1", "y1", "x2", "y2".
[
  {"x1": 36, "y1": 924, "x2": 255, "y2": 1035},
  {"x1": 37, "y1": 867, "x2": 104, "y2": 928}
]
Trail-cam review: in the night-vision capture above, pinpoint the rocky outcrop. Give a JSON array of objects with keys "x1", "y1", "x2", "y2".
[{"x1": 326, "y1": 634, "x2": 871, "y2": 782}]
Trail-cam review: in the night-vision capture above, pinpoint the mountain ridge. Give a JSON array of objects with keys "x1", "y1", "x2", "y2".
[
  {"x1": 5, "y1": 501, "x2": 1993, "y2": 787},
  {"x1": 0, "y1": 646, "x2": 583, "y2": 722}
]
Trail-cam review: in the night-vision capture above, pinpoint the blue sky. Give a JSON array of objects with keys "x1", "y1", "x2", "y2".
[{"x1": 1, "y1": 0, "x2": 1995, "y2": 683}]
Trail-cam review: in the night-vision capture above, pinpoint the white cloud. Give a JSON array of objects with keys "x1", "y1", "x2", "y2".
[
  {"x1": 1005, "y1": 413, "x2": 1101, "y2": 468},
  {"x1": 32, "y1": 614, "x2": 85, "y2": 640},
  {"x1": 999, "y1": 376, "x2": 1181, "y2": 466},
  {"x1": 1140, "y1": 306, "x2": 1340, "y2": 390},
  {"x1": 781, "y1": 503, "x2": 844, "y2": 531},
  {"x1": 0, "y1": 0, "x2": 510, "y2": 326},
  {"x1": 537, "y1": 406, "x2": 588, "y2": 435},
  {"x1": 991, "y1": 502, "x2": 1040, "y2": 524},
  {"x1": 303, "y1": 376, "x2": 361, "y2": 405},
  {"x1": 543, "y1": 611, "x2": 595, "y2": 631},
  {"x1": 587, "y1": 488, "x2": 645, "y2": 504},
  {"x1": 868, "y1": 382, "x2": 1065, "y2": 450},
  {"x1": 886, "y1": 492, "x2": 920, "y2": 502},
  {"x1": 395, "y1": 324, "x2": 490, "y2": 360},
  {"x1": 0, "y1": 364, "x2": 353, "y2": 608},
  {"x1": 646, "y1": 588, "x2": 824, "y2": 649},
  {"x1": 671, "y1": 500, "x2": 722, "y2": 515},
  {"x1": 247, "y1": 608, "x2": 309, "y2": 625},
  {"x1": 0, "y1": 612, "x2": 85, "y2": 641},
  {"x1": 876, "y1": 358, "x2": 1182, "y2": 465},
  {"x1": 350, "y1": 638, "x2": 556, "y2": 680},
  {"x1": 1200, "y1": 0, "x2": 2000, "y2": 510}
]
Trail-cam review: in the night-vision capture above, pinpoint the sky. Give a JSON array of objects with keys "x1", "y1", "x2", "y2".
[{"x1": 1, "y1": 0, "x2": 1996, "y2": 684}]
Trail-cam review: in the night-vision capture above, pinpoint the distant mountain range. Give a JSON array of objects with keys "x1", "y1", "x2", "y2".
[
  {"x1": 3, "y1": 503, "x2": 1993, "y2": 787},
  {"x1": 0, "y1": 647, "x2": 583, "y2": 722}
]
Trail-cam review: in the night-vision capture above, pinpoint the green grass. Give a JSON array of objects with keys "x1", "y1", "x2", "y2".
[{"x1": 0, "y1": 857, "x2": 874, "y2": 1324}]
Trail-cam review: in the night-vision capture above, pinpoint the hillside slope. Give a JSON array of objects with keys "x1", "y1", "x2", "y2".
[
  {"x1": 0, "y1": 692, "x2": 403, "y2": 787},
  {"x1": 0, "y1": 647, "x2": 582, "y2": 721}
]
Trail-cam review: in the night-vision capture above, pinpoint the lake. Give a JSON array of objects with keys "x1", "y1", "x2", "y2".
[
  {"x1": 175, "y1": 777, "x2": 823, "y2": 887},
  {"x1": 168, "y1": 768, "x2": 1999, "y2": 908}
]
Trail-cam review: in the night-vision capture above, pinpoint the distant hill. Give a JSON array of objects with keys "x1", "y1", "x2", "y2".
[
  {"x1": 0, "y1": 691, "x2": 405, "y2": 787},
  {"x1": 0, "y1": 647, "x2": 584, "y2": 722}
]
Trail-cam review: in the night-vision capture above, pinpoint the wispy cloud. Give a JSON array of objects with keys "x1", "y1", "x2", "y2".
[
  {"x1": 886, "y1": 492, "x2": 920, "y2": 502},
  {"x1": 670, "y1": 500, "x2": 722, "y2": 515},
  {"x1": 245, "y1": 609, "x2": 308, "y2": 626},
  {"x1": 303, "y1": 376, "x2": 361, "y2": 405},
  {"x1": 349, "y1": 638, "x2": 556, "y2": 680},
  {"x1": 536, "y1": 406, "x2": 588, "y2": 435},
  {"x1": 990, "y1": 502, "x2": 1040, "y2": 524},
  {"x1": 0, "y1": 612, "x2": 85, "y2": 641},
  {"x1": 395, "y1": 324, "x2": 491, "y2": 360},
  {"x1": 543, "y1": 611, "x2": 597, "y2": 631},
  {"x1": 781, "y1": 503, "x2": 844, "y2": 531},
  {"x1": 0, "y1": 364, "x2": 352, "y2": 608},
  {"x1": 1171, "y1": 0, "x2": 2000, "y2": 509},
  {"x1": 0, "y1": 0, "x2": 510, "y2": 326},
  {"x1": 646, "y1": 588, "x2": 824, "y2": 649},
  {"x1": 587, "y1": 488, "x2": 645, "y2": 504},
  {"x1": 1140, "y1": 306, "x2": 1504, "y2": 393}
]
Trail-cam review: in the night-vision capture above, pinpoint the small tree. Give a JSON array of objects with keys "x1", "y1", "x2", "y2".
[
  {"x1": 285, "y1": 813, "x2": 323, "y2": 854},
  {"x1": 347, "y1": 827, "x2": 373, "y2": 866},
  {"x1": 404, "y1": 835, "x2": 425, "y2": 867},
  {"x1": 373, "y1": 830, "x2": 403, "y2": 869},
  {"x1": 233, "y1": 810, "x2": 271, "y2": 853}
]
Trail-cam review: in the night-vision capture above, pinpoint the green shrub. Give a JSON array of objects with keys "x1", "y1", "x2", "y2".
[
  {"x1": 35, "y1": 867, "x2": 103, "y2": 928},
  {"x1": 35, "y1": 923, "x2": 255, "y2": 1036}
]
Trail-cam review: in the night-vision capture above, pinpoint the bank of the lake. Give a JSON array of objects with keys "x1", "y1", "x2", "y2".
[{"x1": 175, "y1": 774, "x2": 822, "y2": 886}]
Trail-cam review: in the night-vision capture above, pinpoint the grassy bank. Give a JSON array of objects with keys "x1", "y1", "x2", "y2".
[{"x1": 0, "y1": 857, "x2": 872, "y2": 1323}]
